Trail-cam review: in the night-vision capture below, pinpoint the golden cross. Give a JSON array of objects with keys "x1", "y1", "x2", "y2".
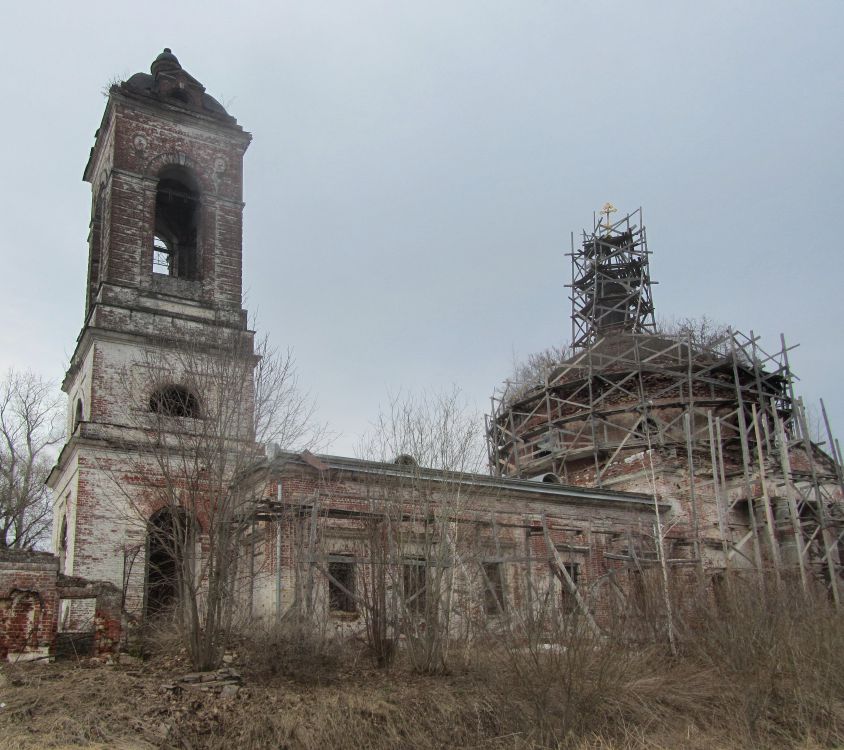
[{"x1": 601, "y1": 202, "x2": 617, "y2": 232}]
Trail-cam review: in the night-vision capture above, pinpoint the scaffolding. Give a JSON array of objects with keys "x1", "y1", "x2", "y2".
[
  {"x1": 568, "y1": 205, "x2": 656, "y2": 350},
  {"x1": 487, "y1": 207, "x2": 844, "y2": 601},
  {"x1": 259, "y1": 479, "x2": 720, "y2": 650}
]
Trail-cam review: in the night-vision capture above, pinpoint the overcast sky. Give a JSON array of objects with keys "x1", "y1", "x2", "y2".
[{"x1": 2, "y1": 1, "x2": 843, "y2": 456}]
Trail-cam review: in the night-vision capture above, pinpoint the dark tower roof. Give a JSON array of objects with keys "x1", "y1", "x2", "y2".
[
  {"x1": 567, "y1": 206, "x2": 656, "y2": 350},
  {"x1": 151, "y1": 47, "x2": 181, "y2": 76},
  {"x1": 119, "y1": 48, "x2": 235, "y2": 124}
]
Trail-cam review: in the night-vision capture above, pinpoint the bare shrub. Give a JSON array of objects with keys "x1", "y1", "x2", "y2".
[
  {"x1": 354, "y1": 387, "x2": 486, "y2": 673},
  {"x1": 683, "y1": 574, "x2": 844, "y2": 746},
  {"x1": 239, "y1": 619, "x2": 346, "y2": 683},
  {"x1": 108, "y1": 331, "x2": 327, "y2": 671},
  {"x1": 2, "y1": 571, "x2": 843, "y2": 750},
  {"x1": 656, "y1": 314, "x2": 729, "y2": 350},
  {"x1": 510, "y1": 343, "x2": 573, "y2": 388},
  {"x1": 477, "y1": 590, "x2": 640, "y2": 747},
  {"x1": 500, "y1": 316, "x2": 729, "y2": 405},
  {"x1": 471, "y1": 567, "x2": 844, "y2": 749}
]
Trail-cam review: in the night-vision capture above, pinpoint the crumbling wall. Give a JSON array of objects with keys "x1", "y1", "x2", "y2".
[
  {"x1": 56, "y1": 575, "x2": 122, "y2": 657},
  {"x1": 0, "y1": 551, "x2": 59, "y2": 661},
  {"x1": 0, "y1": 550, "x2": 122, "y2": 661},
  {"x1": 250, "y1": 460, "x2": 665, "y2": 634}
]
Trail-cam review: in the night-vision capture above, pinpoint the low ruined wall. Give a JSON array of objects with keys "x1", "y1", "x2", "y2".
[
  {"x1": 0, "y1": 550, "x2": 60, "y2": 661},
  {"x1": 0, "y1": 550, "x2": 122, "y2": 661}
]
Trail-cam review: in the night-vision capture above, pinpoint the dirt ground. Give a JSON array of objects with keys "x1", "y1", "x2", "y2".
[
  {"x1": 2, "y1": 649, "x2": 842, "y2": 750},
  {"x1": 0, "y1": 655, "x2": 511, "y2": 750}
]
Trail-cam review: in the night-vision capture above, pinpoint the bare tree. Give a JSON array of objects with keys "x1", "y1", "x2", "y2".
[
  {"x1": 656, "y1": 314, "x2": 729, "y2": 350},
  {"x1": 110, "y1": 331, "x2": 326, "y2": 670},
  {"x1": 0, "y1": 370, "x2": 62, "y2": 550},
  {"x1": 360, "y1": 388, "x2": 485, "y2": 473},
  {"x1": 353, "y1": 387, "x2": 486, "y2": 672},
  {"x1": 502, "y1": 316, "x2": 728, "y2": 403},
  {"x1": 510, "y1": 343, "x2": 572, "y2": 386}
]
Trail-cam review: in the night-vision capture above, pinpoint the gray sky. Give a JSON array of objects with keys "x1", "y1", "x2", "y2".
[{"x1": 2, "y1": 1, "x2": 843, "y2": 456}]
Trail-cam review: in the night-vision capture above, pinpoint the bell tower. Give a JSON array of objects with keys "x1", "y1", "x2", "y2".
[
  {"x1": 81, "y1": 47, "x2": 251, "y2": 328},
  {"x1": 48, "y1": 50, "x2": 254, "y2": 610}
]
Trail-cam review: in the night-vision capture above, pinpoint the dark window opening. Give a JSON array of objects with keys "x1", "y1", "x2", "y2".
[
  {"x1": 837, "y1": 526, "x2": 844, "y2": 576},
  {"x1": 146, "y1": 507, "x2": 192, "y2": 617},
  {"x1": 560, "y1": 562, "x2": 580, "y2": 614},
  {"x1": 328, "y1": 559, "x2": 356, "y2": 613},
  {"x1": 169, "y1": 89, "x2": 191, "y2": 104},
  {"x1": 149, "y1": 386, "x2": 200, "y2": 418},
  {"x1": 403, "y1": 559, "x2": 427, "y2": 614},
  {"x1": 483, "y1": 561, "x2": 504, "y2": 615},
  {"x1": 798, "y1": 499, "x2": 817, "y2": 526},
  {"x1": 73, "y1": 399, "x2": 83, "y2": 432},
  {"x1": 639, "y1": 416, "x2": 663, "y2": 447},
  {"x1": 628, "y1": 568, "x2": 646, "y2": 613},
  {"x1": 153, "y1": 167, "x2": 199, "y2": 279},
  {"x1": 58, "y1": 514, "x2": 68, "y2": 572},
  {"x1": 87, "y1": 191, "x2": 105, "y2": 314},
  {"x1": 711, "y1": 572, "x2": 729, "y2": 612}
]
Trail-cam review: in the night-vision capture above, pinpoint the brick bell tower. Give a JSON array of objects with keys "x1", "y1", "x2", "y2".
[{"x1": 48, "y1": 50, "x2": 253, "y2": 612}]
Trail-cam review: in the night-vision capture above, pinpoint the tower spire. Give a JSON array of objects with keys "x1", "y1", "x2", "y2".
[{"x1": 567, "y1": 206, "x2": 656, "y2": 349}]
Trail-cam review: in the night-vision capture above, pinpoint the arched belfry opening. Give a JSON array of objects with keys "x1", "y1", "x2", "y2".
[
  {"x1": 73, "y1": 398, "x2": 84, "y2": 432},
  {"x1": 153, "y1": 166, "x2": 200, "y2": 279},
  {"x1": 145, "y1": 507, "x2": 193, "y2": 617},
  {"x1": 86, "y1": 190, "x2": 105, "y2": 314},
  {"x1": 58, "y1": 515, "x2": 68, "y2": 571},
  {"x1": 149, "y1": 385, "x2": 201, "y2": 419}
]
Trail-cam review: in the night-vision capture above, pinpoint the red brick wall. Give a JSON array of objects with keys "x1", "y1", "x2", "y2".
[
  {"x1": 85, "y1": 95, "x2": 251, "y2": 315},
  {"x1": 250, "y1": 463, "x2": 665, "y2": 631},
  {"x1": 0, "y1": 552, "x2": 59, "y2": 660},
  {"x1": 0, "y1": 552, "x2": 123, "y2": 660}
]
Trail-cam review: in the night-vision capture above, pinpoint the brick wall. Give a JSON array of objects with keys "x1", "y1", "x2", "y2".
[
  {"x1": 249, "y1": 459, "x2": 666, "y2": 633},
  {"x1": 0, "y1": 551, "x2": 123, "y2": 661},
  {"x1": 0, "y1": 551, "x2": 59, "y2": 661}
]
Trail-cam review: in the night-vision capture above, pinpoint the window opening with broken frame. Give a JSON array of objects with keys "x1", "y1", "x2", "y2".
[
  {"x1": 152, "y1": 167, "x2": 200, "y2": 279},
  {"x1": 482, "y1": 561, "x2": 505, "y2": 614},
  {"x1": 560, "y1": 562, "x2": 580, "y2": 614},
  {"x1": 403, "y1": 559, "x2": 427, "y2": 614},
  {"x1": 328, "y1": 558, "x2": 357, "y2": 614},
  {"x1": 149, "y1": 386, "x2": 201, "y2": 419}
]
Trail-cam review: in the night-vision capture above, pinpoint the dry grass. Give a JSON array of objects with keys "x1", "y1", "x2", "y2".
[
  {"x1": 1, "y1": 576, "x2": 842, "y2": 749},
  {"x1": 0, "y1": 659, "x2": 506, "y2": 750},
  {"x1": 237, "y1": 619, "x2": 349, "y2": 684},
  {"x1": 472, "y1": 575, "x2": 844, "y2": 749}
]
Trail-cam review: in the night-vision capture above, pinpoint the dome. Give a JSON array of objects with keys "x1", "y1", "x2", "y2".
[
  {"x1": 151, "y1": 48, "x2": 181, "y2": 76},
  {"x1": 118, "y1": 49, "x2": 236, "y2": 123}
]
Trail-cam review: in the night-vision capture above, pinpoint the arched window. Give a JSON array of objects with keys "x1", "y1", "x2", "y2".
[
  {"x1": 641, "y1": 416, "x2": 664, "y2": 446},
  {"x1": 73, "y1": 398, "x2": 84, "y2": 432},
  {"x1": 58, "y1": 514, "x2": 68, "y2": 572},
  {"x1": 153, "y1": 166, "x2": 199, "y2": 279},
  {"x1": 87, "y1": 190, "x2": 105, "y2": 314},
  {"x1": 146, "y1": 507, "x2": 193, "y2": 616},
  {"x1": 149, "y1": 386, "x2": 200, "y2": 418}
]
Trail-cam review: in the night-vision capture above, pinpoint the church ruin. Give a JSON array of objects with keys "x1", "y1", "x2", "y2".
[
  {"x1": 487, "y1": 205, "x2": 844, "y2": 601},
  {"x1": 1, "y1": 51, "x2": 841, "y2": 660}
]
